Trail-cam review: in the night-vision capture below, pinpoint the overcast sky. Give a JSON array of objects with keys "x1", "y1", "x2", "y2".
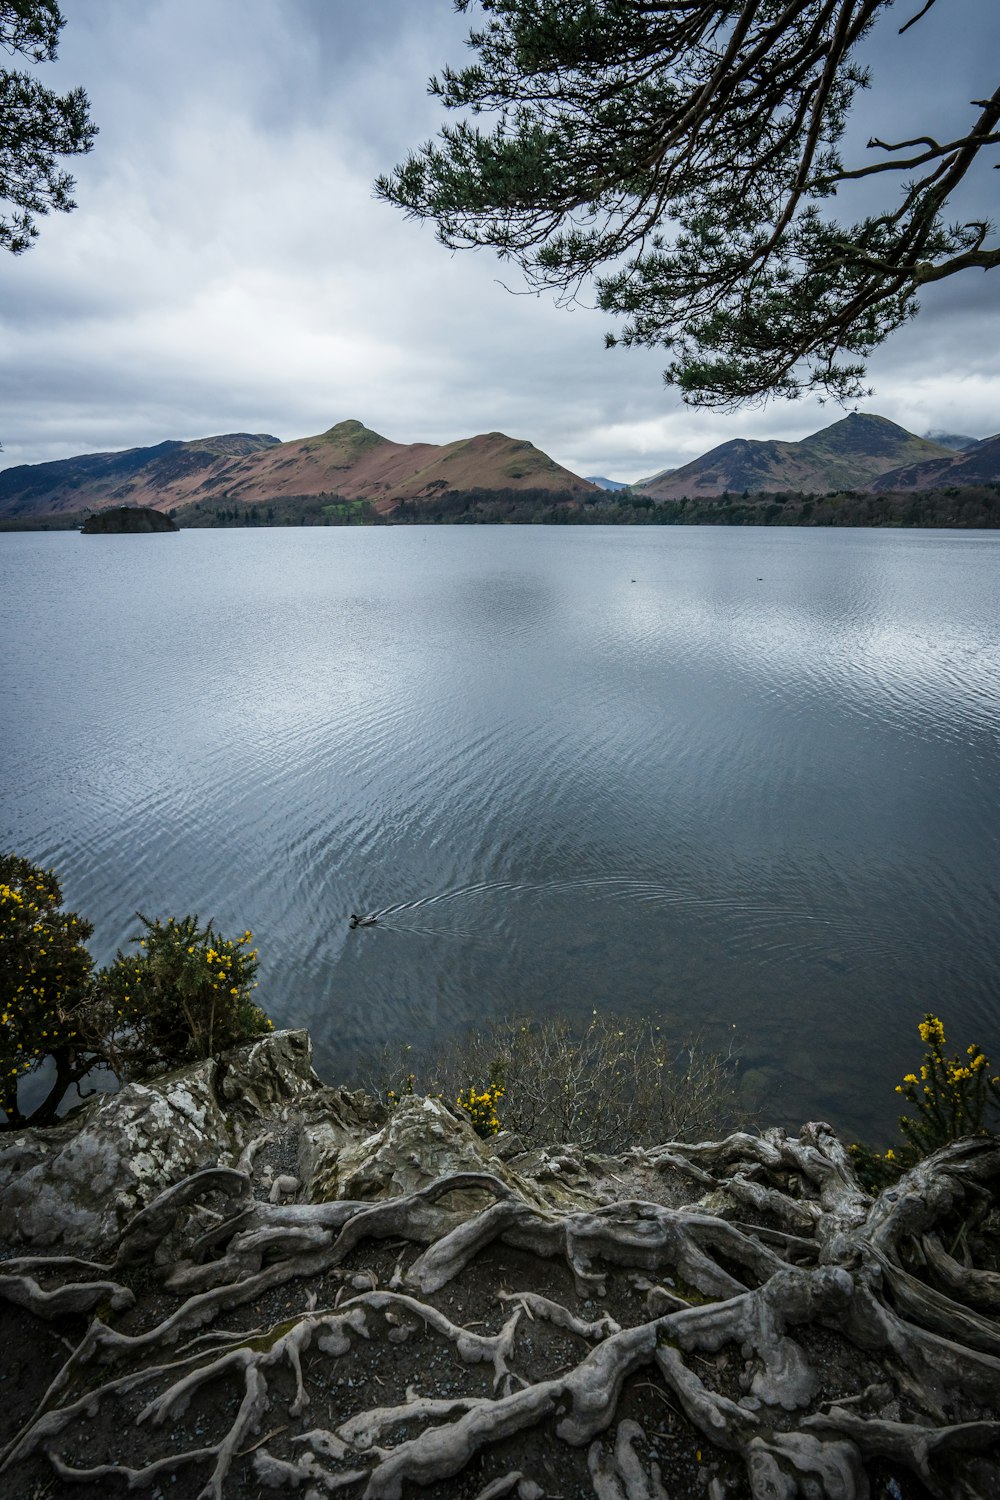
[{"x1": 1, "y1": 0, "x2": 997, "y2": 482}]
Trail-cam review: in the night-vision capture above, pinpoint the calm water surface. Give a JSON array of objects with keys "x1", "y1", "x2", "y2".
[{"x1": 2, "y1": 525, "x2": 998, "y2": 1139}]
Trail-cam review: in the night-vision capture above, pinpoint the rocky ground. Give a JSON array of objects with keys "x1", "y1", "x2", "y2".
[{"x1": 1, "y1": 1031, "x2": 998, "y2": 1499}]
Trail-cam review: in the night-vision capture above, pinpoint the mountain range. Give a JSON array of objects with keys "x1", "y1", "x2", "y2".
[
  {"x1": 0, "y1": 420, "x2": 595, "y2": 522},
  {"x1": 636, "y1": 414, "x2": 1000, "y2": 501},
  {"x1": 0, "y1": 412, "x2": 997, "y2": 524}
]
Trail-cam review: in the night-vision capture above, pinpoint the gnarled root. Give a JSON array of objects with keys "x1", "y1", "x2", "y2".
[{"x1": 1, "y1": 1126, "x2": 998, "y2": 1498}]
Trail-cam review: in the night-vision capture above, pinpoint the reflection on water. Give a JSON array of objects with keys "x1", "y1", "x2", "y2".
[{"x1": 2, "y1": 525, "x2": 998, "y2": 1139}]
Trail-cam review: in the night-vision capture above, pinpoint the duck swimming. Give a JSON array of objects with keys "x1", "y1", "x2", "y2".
[{"x1": 349, "y1": 912, "x2": 378, "y2": 929}]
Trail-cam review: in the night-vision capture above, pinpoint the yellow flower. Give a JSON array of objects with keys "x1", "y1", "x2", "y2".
[{"x1": 918, "y1": 1015, "x2": 945, "y2": 1046}]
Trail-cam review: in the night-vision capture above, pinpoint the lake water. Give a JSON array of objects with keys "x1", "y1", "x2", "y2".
[{"x1": 2, "y1": 525, "x2": 998, "y2": 1141}]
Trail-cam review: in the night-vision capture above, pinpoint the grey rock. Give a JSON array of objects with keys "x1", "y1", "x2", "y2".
[
  {"x1": 304, "y1": 1094, "x2": 598, "y2": 1223},
  {"x1": 268, "y1": 1174, "x2": 301, "y2": 1203},
  {"x1": 0, "y1": 1030, "x2": 317, "y2": 1254},
  {"x1": 303, "y1": 1094, "x2": 497, "y2": 1216},
  {"x1": 298, "y1": 1085, "x2": 388, "y2": 1201},
  {"x1": 219, "y1": 1027, "x2": 321, "y2": 1116}
]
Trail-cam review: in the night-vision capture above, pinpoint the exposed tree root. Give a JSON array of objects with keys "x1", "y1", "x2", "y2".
[
  {"x1": 0, "y1": 1268, "x2": 134, "y2": 1319},
  {"x1": 1, "y1": 1125, "x2": 998, "y2": 1497}
]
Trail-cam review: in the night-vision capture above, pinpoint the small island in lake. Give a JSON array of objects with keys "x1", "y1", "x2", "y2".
[{"x1": 81, "y1": 505, "x2": 178, "y2": 534}]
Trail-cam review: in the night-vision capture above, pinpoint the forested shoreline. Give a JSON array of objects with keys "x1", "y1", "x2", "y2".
[
  {"x1": 2, "y1": 483, "x2": 998, "y2": 530},
  {"x1": 388, "y1": 484, "x2": 1000, "y2": 528}
]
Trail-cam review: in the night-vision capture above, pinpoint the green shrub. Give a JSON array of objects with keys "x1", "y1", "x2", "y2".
[
  {"x1": 96, "y1": 913, "x2": 272, "y2": 1078},
  {"x1": 1, "y1": 851, "x2": 275, "y2": 1129},
  {"x1": 456, "y1": 1081, "x2": 504, "y2": 1138},
  {"x1": 895, "y1": 1013, "x2": 1000, "y2": 1156},
  {"x1": 847, "y1": 1140, "x2": 901, "y2": 1194},
  {"x1": 850, "y1": 1013, "x2": 1000, "y2": 1190},
  {"x1": 0, "y1": 853, "x2": 103, "y2": 1127},
  {"x1": 386, "y1": 1070, "x2": 416, "y2": 1108}
]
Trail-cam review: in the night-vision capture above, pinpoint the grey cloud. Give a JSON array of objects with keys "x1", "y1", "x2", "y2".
[{"x1": 2, "y1": 0, "x2": 997, "y2": 482}]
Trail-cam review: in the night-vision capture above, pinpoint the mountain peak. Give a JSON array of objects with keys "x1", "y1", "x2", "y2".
[
  {"x1": 639, "y1": 412, "x2": 962, "y2": 500},
  {"x1": 800, "y1": 413, "x2": 950, "y2": 463},
  {"x1": 324, "y1": 419, "x2": 371, "y2": 436},
  {"x1": 320, "y1": 419, "x2": 388, "y2": 445}
]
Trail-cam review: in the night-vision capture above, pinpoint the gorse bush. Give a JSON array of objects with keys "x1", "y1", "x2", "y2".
[
  {"x1": 846, "y1": 1140, "x2": 901, "y2": 1194},
  {"x1": 384, "y1": 1061, "x2": 504, "y2": 1140},
  {"x1": 1, "y1": 853, "x2": 274, "y2": 1129},
  {"x1": 96, "y1": 913, "x2": 271, "y2": 1078},
  {"x1": 850, "y1": 1013, "x2": 1000, "y2": 1193},
  {"x1": 895, "y1": 1013, "x2": 999, "y2": 1156},
  {"x1": 386, "y1": 1071, "x2": 416, "y2": 1108},
  {"x1": 456, "y1": 1082, "x2": 504, "y2": 1139},
  {"x1": 0, "y1": 853, "x2": 103, "y2": 1127}
]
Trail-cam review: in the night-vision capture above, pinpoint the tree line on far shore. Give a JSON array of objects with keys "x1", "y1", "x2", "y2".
[{"x1": 3, "y1": 482, "x2": 999, "y2": 532}]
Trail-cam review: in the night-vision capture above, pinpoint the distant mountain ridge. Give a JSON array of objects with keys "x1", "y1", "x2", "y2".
[
  {"x1": 2, "y1": 412, "x2": 997, "y2": 525},
  {"x1": 638, "y1": 414, "x2": 974, "y2": 500},
  {"x1": 585, "y1": 476, "x2": 630, "y2": 491},
  {"x1": 0, "y1": 420, "x2": 595, "y2": 521},
  {"x1": 925, "y1": 431, "x2": 979, "y2": 451},
  {"x1": 869, "y1": 433, "x2": 1000, "y2": 492},
  {"x1": 0, "y1": 434, "x2": 281, "y2": 517}
]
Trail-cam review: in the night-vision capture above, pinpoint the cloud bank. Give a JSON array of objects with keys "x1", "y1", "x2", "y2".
[{"x1": 0, "y1": 0, "x2": 997, "y2": 482}]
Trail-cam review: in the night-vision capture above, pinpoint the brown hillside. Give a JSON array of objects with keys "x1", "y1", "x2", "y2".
[
  {"x1": 172, "y1": 421, "x2": 595, "y2": 515},
  {"x1": 0, "y1": 420, "x2": 595, "y2": 520},
  {"x1": 182, "y1": 420, "x2": 440, "y2": 510}
]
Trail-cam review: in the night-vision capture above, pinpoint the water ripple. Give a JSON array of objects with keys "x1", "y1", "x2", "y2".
[{"x1": 2, "y1": 525, "x2": 999, "y2": 1140}]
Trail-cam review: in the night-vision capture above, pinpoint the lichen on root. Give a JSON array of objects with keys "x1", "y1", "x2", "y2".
[{"x1": 1, "y1": 1125, "x2": 999, "y2": 1498}]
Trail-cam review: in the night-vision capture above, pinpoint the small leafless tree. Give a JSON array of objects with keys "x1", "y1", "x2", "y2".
[{"x1": 372, "y1": 1011, "x2": 743, "y2": 1152}]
